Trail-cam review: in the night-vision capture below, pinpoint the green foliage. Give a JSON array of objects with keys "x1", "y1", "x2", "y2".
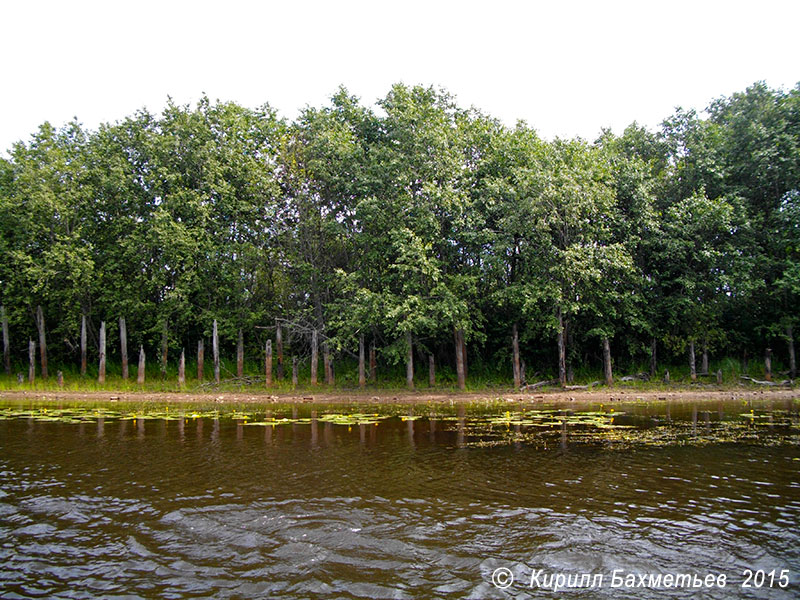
[{"x1": 0, "y1": 82, "x2": 798, "y2": 386}]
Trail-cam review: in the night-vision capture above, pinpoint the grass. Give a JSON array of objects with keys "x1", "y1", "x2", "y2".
[{"x1": 0, "y1": 354, "x2": 792, "y2": 395}]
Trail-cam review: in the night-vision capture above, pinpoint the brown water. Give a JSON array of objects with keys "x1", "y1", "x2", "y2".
[{"x1": 1, "y1": 398, "x2": 799, "y2": 599}]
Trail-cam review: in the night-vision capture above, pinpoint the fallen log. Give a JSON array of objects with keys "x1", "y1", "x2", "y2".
[
  {"x1": 740, "y1": 375, "x2": 776, "y2": 386},
  {"x1": 563, "y1": 381, "x2": 601, "y2": 391},
  {"x1": 522, "y1": 379, "x2": 558, "y2": 391}
]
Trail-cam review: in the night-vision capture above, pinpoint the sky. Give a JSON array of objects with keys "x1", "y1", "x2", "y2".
[{"x1": 1, "y1": 0, "x2": 798, "y2": 153}]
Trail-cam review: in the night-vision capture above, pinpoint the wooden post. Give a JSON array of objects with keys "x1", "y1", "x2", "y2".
[
  {"x1": 197, "y1": 339, "x2": 204, "y2": 381},
  {"x1": 178, "y1": 349, "x2": 185, "y2": 386},
  {"x1": 1, "y1": 305, "x2": 9, "y2": 375},
  {"x1": 98, "y1": 321, "x2": 106, "y2": 383},
  {"x1": 0, "y1": 306, "x2": 9, "y2": 376},
  {"x1": 701, "y1": 338, "x2": 709, "y2": 375},
  {"x1": 292, "y1": 356, "x2": 298, "y2": 386},
  {"x1": 406, "y1": 331, "x2": 414, "y2": 390},
  {"x1": 602, "y1": 336, "x2": 613, "y2": 386},
  {"x1": 358, "y1": 334, "x2": 366, "y2": 388},
  {"x1": 369, "y1": 340, "x2": 376, "y2": 383},
  {"x1": 557, "y1": 308, "x2": 566, "y2": 387},
  {"x1": 237, "y1": 329, "x2": 244, "y2": 378},
  {"x1": 36, "y1": 305, "x2": 47, "y2": 379},
  {"x1": 80, "y1": 314, "x2": 87, "y2": 376},
  {"x1": 28, "y1": 339, "x2": 35, "y2": 383},
  {"x1": 265, "y1": 339, "x2": 273, "y2": 386},
  {"x1": 461, "y1": 330, "x2": 468, "y2": 380},
  {"x1": 57, "y1": 370, "x2": 63, "y2": 388},
  {"x1": 764, "y1": 347, "x2": 772, "y2": 382},
  {"x1": 160, "y1": 321, "x2": 168, "y2": 379},
  {"x1": 137, "y1": 346, "x2": 145, "y2": 384},
  {"x1": 428, "y1": 354, "x2": 435, "y2": 387},
  {"x1": 787, "y1": 325, "x2": 796, "y2": 379},
  {"x1": 650, "y1": 337, "x2": 657, "y2": 377},
  {"x1": 689, "y1": 339, "x2": 697, "y2": 382},
  {"x1": 119, "y1": 317, "x2": 128, "y2": 380},
  {"x1": 212, "y1": 319, "x2": 220, "y2": 383},
  {"x1": 512, "y1": 323, "x2": 521, "y2": 389},
  {"x1": 454, "y1": 328, "x2": 466, "y2": 390},
  {"x1": 323, "y1": 342, "x2": 331, "y2": 385},
  {"x1": 276, "y1": 324, "x2": 284, "y2": 380},
  {"x1": 310, "y1": 329, "x2": 318, "y2": 385}
]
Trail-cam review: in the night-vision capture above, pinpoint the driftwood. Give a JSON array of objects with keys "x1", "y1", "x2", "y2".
[
  {"x1": 522, "y1": 379, "x2": 558, "y2": 391},
  {"x1": 563, "y1": 381, "x2": 601, "y2": 391},
  {"x1": 620, "y1": 372, "x2": 650, "y2": 382},
  {"x1": 740, "y1": 375, "x2": 793, "y2": 386}
]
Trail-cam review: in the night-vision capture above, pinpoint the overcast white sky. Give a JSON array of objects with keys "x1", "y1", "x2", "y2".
[{"x1": 1, "y1": 0, "x2": 798, "y2": 153}]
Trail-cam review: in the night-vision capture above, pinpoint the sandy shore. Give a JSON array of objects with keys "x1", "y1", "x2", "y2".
[{"x1": 1, "y1": 386, "x2": 797, "y2": 405}]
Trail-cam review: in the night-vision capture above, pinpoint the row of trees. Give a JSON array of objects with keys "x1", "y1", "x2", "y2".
[{"x1": 0, "y1": 82, "x2": 798, "y2": 387}]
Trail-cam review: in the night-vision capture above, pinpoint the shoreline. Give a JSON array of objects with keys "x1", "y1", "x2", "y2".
[{"x1": 1, "y1": 387, "x2": 798, "y2": 405}]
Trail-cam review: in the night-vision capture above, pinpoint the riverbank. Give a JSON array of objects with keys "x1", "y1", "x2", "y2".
[{"x1": 1, "y1": 386, "x2": 797, "y2": 406}]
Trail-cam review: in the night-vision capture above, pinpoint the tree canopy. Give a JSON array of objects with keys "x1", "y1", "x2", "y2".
[{"x1": 1, "y1": 82, "x2": 798, "y2": 383}]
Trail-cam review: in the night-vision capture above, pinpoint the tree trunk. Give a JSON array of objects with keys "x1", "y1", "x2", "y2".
[
  {"x1": 454, "y1": 328, "x2": 466, "y2": 391},
  {"x1": 602, "y1": 336, "x2": 613, "y2": 386},
  {"x1": 369, "y1": 340, "x2": 376, "y2": 383},
  {"x1": 701, "y1": 338, "x2": 709, "y2": 375},
  {"x1": 28, "y1": 339, "x2": 35, "y2": 383},
  {"x1": 764, "y1": 348, "x2": 772, "y2": 382},
  {"x1": 512, "y1": 323, "x2": 521, "y2": 389},
  {"x1": 689, "y1": 339, "x2": 697, "y2": 382},
  {"x1": 276, "y1": 324, "x2": 284, "y2": 380},
  {"x1": 178, "y1": 349, "x2": 185, "y2": 386},
  {"x1": 212, "y1": 319, "x2": 220, "y2": 383},
  {"x1": 197, "y1": 339, "x2": 204, "y2": 381},
  {"x1": 1, "y1": 306, "x2": 9, "y2": 375},
  {"x1": 80, "y1": 314, "x2": 87, "y2": 376},
  {"x1": 119, "y1": 317, "x2": 128, "y2": 380},
  {"x1": 429, "y1": 354, "x2": 435, "y2": 387},
  {"x1": 358, "y1": 335, "x2": 365, "y2": 388},
  {"x1": 137, "y1": 346, "x2": 145, "y2": 384},
  {"x1": 406, "y1": 331, "x2": 414, "y2": 390},
  {"x1": 310, "y1": 329, "x2": 318, "y2": 385},
  {"x1": 265, "y1": 339, "x2": 273, "y2": 386},
  {"x1": 36, "y1": 305, "x2": 47, "y2": 379},
  {"x1": 787, "y1": 325, "x2": 796, "y2": 379},
  {"x1": 556, "y1": 308, "x2": 566, "y2": 387},
  {"x1": 160, "y1": 321, "x2": 168, "y2": 379},
  {"x1": 98, "y1": 321, "x2": 106, "y2": 384},
  {"x1": 237, "y1": 329, "x2": 244, "y2": 378},
  {"x1": 292, "y1": 356, "x2": 298, "y2": 386}
]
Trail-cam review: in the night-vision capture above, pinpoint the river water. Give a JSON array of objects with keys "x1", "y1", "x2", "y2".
[{"x1": 1, "y1": 397, "x2": 798, "y2": 599}]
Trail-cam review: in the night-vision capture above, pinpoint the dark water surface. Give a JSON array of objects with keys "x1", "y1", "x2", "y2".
[{"x1": 1, "y1": 398, "x2": 799, "y2": 599}]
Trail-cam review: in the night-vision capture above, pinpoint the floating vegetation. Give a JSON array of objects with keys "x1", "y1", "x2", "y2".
[{"x1": 0, "y1": 401, "x2": 797, "y2": 448}]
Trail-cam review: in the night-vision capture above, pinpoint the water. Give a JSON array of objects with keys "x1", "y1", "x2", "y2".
[{"x1": 1, "y1": 398, "x2": 798, "y2": 599}]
